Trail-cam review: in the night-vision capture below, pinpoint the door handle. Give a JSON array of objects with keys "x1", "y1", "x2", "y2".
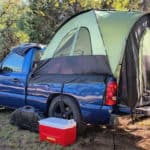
[{"x1": 13, "y1": 78, "x2": 21, "y2": 83}]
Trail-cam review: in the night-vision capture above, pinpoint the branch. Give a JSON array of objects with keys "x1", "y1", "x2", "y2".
[{"x1": 0, "y1": 0, "x2": 11, "y2": 18}]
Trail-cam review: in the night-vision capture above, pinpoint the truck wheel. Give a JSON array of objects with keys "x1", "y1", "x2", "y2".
[{"x1": 48, "y1": 95, "x2": 85, "y2": 135}]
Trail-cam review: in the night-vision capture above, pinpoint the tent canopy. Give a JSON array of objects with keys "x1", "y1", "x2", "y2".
[
  {"x1": 42, "y1": 10, "x2": 143, "y2": 75},
  {"x1": 40, "y1": 10, "x2": 150, "y2": 109}
]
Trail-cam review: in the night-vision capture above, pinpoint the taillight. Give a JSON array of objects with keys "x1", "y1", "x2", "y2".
[{"x1": 105, "y1": 81, "x2": 117, "y2": 106}]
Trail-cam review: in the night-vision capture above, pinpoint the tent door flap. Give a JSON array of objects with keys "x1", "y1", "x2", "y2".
[{"x1": 140, "y1": 28, "x2": 150, "y2": 106}]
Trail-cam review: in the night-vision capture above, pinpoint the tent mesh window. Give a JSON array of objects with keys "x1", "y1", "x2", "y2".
[
  {"x1": 74, "y1": 27, "x2": 92, "y2": 55},
  {"x1": 53, "y1": 28, "x2": 78, "y2": 57}
]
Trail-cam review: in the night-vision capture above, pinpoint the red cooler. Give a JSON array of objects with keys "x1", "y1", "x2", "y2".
[{"x1": 39, "y1": 117, "x2": 76, "y2": 146}]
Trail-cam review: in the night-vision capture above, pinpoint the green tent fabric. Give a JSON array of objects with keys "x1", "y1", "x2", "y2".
[
  {"x1": 95, "y1": 11, "x2": 142, "y2": 76},
  {"x1": 39, "y1": 10, "x2": 150, "y2": 109},
  {"x1": 42, "y1": 10, "x2": 143, "y2": 76}
]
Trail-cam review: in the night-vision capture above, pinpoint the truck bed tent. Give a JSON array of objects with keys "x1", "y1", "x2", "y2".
[{"x1": 39, "y1": 10, "x2": 150, "y2": 109}]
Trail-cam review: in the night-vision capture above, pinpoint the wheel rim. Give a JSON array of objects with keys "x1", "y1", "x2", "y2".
[{"x1": 52, "y1": 101, "x2": 74, "y2": 119}]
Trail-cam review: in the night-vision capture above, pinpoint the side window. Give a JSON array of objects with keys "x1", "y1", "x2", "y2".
[
  {"x1": 34, "y1": 50, "x2": 43, "y2": 62},
  {"x1": 2, "y1": 53, "x2": 24, "y2": 72},
  {"x1": 53, "y1": 28, "x2": 78, "y2": 57},
  {"x1": 33, "y1": 50, "x2": 44, "y2": 70},
  {"x1": 73, "y1": 27, "x2": 92, "y2": 55}
]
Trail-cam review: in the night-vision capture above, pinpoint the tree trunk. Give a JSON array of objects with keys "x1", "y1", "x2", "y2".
[{"x1": 142, "y1": 0, "x2": 149, "y2": 11}]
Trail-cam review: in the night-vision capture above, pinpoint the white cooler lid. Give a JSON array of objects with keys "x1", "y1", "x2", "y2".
[{"x1": 39, "y1": 117, "x2": 76, "y2": 129}]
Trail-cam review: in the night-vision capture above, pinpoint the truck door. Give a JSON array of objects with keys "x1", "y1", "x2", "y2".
[{"x1": 0, "y1": 52, "x2": 27, "y2": 108}]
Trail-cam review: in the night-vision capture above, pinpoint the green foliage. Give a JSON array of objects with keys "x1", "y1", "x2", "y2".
[
  {"x1": 23, "y1": 0, "x2": 144, "y2": 45},
  {"x1": 19, "y1": 0, "x2": 57, "y2": 44},
  {"x1": 0, "y1": 0, "x2": 29, "y2": 60},
  {"x1": 21, "y1": 0, "x2": 82, "y2": 44}
]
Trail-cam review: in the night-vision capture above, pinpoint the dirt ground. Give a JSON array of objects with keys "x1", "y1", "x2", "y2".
[{"x1": 0, "y1": 107, "x2": 150, "y2": 150}]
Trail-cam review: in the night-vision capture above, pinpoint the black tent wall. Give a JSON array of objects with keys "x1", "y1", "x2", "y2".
[
  {"x1": 30, "y1": 55, "x2": 112, "y2": 84},
  {"x1": 118, "y1": 14, "x2": 150, "y2": 109}
]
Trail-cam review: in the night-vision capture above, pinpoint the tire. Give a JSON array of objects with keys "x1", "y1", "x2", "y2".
[
  {"x1": 21, "y1": 105, "x2": 36, "y2": 113},
  {"x1": 48, "y1": 95, "x2": 85, "y2": 135}
]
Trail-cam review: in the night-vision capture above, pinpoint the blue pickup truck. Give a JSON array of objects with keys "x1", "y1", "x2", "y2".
[{"x1": 0, "y1": 43, "x2": 124, "y2": 132}]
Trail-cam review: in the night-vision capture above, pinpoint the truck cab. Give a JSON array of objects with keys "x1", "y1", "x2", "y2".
[{"x1": 0, "y1": 43, "x2": 44, "y2": 108}]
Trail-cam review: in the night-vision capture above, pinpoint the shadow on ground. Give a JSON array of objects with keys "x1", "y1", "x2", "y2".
[{"x1": 0, "y1": 108, "x2": 149, "y2": 150}]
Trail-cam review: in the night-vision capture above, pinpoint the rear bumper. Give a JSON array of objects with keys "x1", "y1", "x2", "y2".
[{"x1": 80, "y1": 102, "x2": 113, "y2": 124}]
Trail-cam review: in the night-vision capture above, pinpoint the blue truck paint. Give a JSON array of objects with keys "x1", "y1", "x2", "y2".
[
  {"x1": 0, "y1": 45, "x2": 127, "y2": 125},
  {"x1": 0, "y1": 48, "x2": 36, "y2": 108},
  {"x1": 26, "y1": 82, "x2": 113, "y2": 124},
  {"x1": 26, "y1": 83, "x2": 62, "y2": 112},
  {"x1": 80, "y1": 103, "x2": 112, "y2": 124}
]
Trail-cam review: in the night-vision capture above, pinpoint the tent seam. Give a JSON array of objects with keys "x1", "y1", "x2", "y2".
[{"x1": 93, "y1": 10, "x2": 112, "y2": 74}]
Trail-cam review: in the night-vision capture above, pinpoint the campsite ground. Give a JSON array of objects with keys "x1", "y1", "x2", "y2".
[{"x1": 0, "y1": 107, "x2": 150, "y2": 150}]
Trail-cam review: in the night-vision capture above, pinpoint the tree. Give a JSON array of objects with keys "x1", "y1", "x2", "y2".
[
  {"x1": 141, "y1": 0, "x2": 150, "y2": 11},
  {"x1": 0, "y1": 0, "x2": 29, "y2": 60},
  {"x1": 20, "y1": 0, "x2": 83, "y2": 44}
]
